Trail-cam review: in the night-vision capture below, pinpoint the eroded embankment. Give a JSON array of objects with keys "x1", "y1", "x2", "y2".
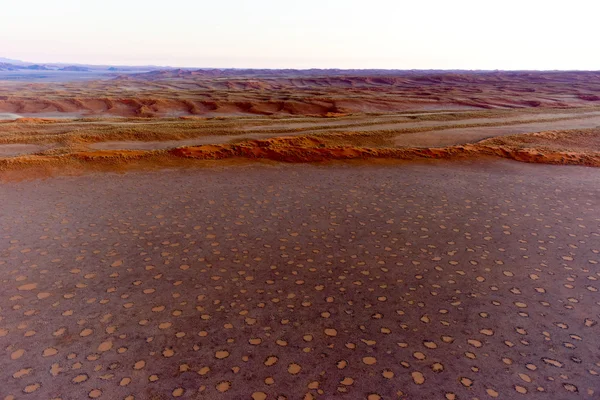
[
  {"x1": 169, "y1": 136, "x2": 600, "y2": 166},
  {"x1": 1, "y1": 132, "x2": 599, "y2": 175}
]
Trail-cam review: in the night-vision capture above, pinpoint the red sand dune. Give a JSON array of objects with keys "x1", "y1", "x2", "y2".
[{"x1": 2, "y1": 71, "x2": 600, "y2": 118}]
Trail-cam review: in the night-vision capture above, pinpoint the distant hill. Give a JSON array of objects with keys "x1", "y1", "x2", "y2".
[
  {"x1": 60, "y1": 66, "x2": 90, "y2": 72},
  {"x1": 0, "y1": 57, "x2": 28, "y2": 65},
  {"x1": 0, "y1": 61, "x2": 57, "y2": 71},
  {"x1": 0, "y1": 57, "x2": 170, "y2": 81},
  {"x1": 0, "y1": 62, "x2": 23, "y2": 71},
  {"x1": 107, "y1": 66, "x2": 140, "y2": 72},
  {"x1": 26, "y1": 64, "x2": 53, "y2": 70}
]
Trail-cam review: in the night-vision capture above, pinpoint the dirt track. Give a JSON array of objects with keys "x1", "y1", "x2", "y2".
[
  {"x1": 1, "y1": 160, "x2": 599, "y2": 399},
  {"x1": 393, "y1": 115, "x2": 600, "y2": 147}
]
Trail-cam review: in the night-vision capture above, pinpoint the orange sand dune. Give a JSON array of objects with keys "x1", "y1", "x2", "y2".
[
  {"x1": 2, "y1": 129, "x2": 599, "y2": 175},
  {"x1": 170, "y1": 135, "x2": 600, "y2": 166}
]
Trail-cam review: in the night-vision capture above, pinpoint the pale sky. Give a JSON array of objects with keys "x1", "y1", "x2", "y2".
[{"x1": 1, "y1": 0, "x2": 598, "y2": 69}]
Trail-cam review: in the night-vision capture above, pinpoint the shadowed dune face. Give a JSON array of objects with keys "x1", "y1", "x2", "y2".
[{"x1": 1, "y1": 70, "x2": 600, "y2": 118}]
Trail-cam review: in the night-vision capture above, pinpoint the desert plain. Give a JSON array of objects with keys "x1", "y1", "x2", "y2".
[{"x1": 0, "y1": 69, "x2": 599, "y2": 399}]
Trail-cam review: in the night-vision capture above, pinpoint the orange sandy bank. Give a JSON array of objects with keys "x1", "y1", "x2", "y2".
[
  {"x1": 1, "y1": 133, "x2": 599, "y2": 174},
  {"x1": 171, "y1": 136, "x2": 600, "y2": 166}
]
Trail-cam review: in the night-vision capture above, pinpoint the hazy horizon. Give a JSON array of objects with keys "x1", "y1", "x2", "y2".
[
  {"x1": 2, "y1": 0, "x2": 598, "y2": 70},
  {"x1": 3, "y1": 53, "x2": 600, "y2": 72}
]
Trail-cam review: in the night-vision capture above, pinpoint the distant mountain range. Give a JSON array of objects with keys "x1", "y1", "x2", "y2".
[
  {"x1": 0, "y1": 62, "x2": 77, "y2": 71},
  {"x1": 0, "y1": 57, "x2": 175, "y2": 73},
  {"x1": 0, "y1": 57, "x2": 29, "y2": 65}
]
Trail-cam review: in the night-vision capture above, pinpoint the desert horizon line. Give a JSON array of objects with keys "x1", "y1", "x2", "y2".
[{"x1": 2, "y1": 57, "x2": 600, "y2": 73}]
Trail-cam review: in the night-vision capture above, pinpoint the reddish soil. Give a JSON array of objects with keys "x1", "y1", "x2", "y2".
[{"x1": 1, "y1": 161, "x2": 599, "y2": 399}]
